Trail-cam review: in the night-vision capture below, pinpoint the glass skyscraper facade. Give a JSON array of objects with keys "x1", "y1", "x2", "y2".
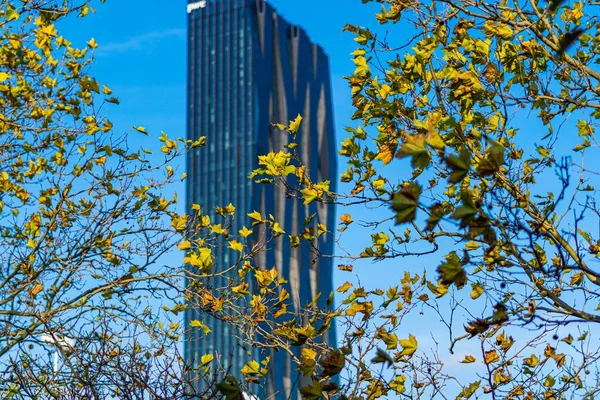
[{"x1": 185, "y1": 0, "x2": 337, "y2": 397}]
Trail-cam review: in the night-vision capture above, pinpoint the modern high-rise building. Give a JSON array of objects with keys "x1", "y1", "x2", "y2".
[{"x1": 185, "y1": 0, "x2": 337, "y2": 398}]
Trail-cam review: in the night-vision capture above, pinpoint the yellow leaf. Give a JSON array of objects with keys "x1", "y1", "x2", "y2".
[
  {"x1": 340, "y1": 213, "x2": 353, "y2": 225},
  {"x1": 211, "y1": 224, "x2": 225, "y2": 234},
  {"x1": 171, "y1": 214, "x2": 187, "y2": 232},
  {"x1": 6, "y1": 6, "x2": 19, "y2": 21},
  {"x1": 271, "y1": 222, "x2": 285, "y2": 237},
  {"x1": 39, "y1": 24, "x2": 58, "y2": 37},
  {"x1": 426, "y1": 132, "x2": 445, "y2": 150},
  {"x1": 241, "y1": 360, "x2": 260, "y2": 375},
  {"x1": 134, "y1": 126, "x2": 148, "y2": 135},
  {"x1": 87, "y1": 38, "x2": 98, "y2": 49},
  {"x1": 497, "y1": 23, "x2": 513, "y2": 39},
  {"x1": 255, "y1": 268, "x2": 278, "y2": 287},
  {"x1": 484, "y1": 350, "x2": 499, "y2": 364},
  {"x1": 239, "y1": 226, "x2": 253, "y2": 237},
  {"x1": 30, "y1": 283, "x2": 44, "y2": 296},
  {"x1": 317, "y1": 223, "x2": 327, "y2": 237},
  {"x1": 375, "y1": 144, "x2": 394, "y2": 165},
  {"x1": 399, "y1": 334, "x2": 418, "y2": 357},
  {"x1": 301, "y1": 348, "x2": 317, "y2": 362},
  {"x1": 465, "y1": 241, "x2": 480, "y2": 251},
  {"x1": 288, "y1": 114, "x2": 302, "y2": 133},
  {"x1": 300, "y1": 187, "x2": 319, "y2": 205},
  {"x1": 224, "y1": 203, "x2": 235, "y2": 215},
  {"x1": 336, "y1": 281, "x2": 353, "y2": 293},
  {"x1": 232, "y1": 283, "x2": 249, "y2": 294},
  {"x1": 543, "y1": 375, "x2": 555, "y2": 388},
  {"x1": 570, "y1": 272, "x2": 583, "y2": 286},
  {"x1": 552, "y1": 353, "x2": 566, "y2": 367},
  {"x1": 470, "y1": 283, "x2": 484, "y2": 299},
  {"x1": 201, "y1": 354, "x2": 214, "y2": 365},
  {"x1": 0, "y1": 72, "x2": 10, "y2": 82},
  {"x1": 460, "y1": 355, "x2": 476, "y2": 363},
  {"x1": 190, "y1": 320, "x2": 211, "y2": 335},
  {"x1": 378, "y1": 83, "x2": 392, "y2": 99},
  {"x1": 427, "y1": 280, "x2": 448, "y2": 297},
  {"x1": 177, "y1": 240, "x2": 192, "y2": 250},
  {"x1": 561, "y1": 334, "x2": 573, "y2": 345},
  {"x1": 200, "y1": 215, "x2": 210, "y2": 227},
  {"x1": 351, "y1": 183, "x2": 365, "y2": 195},
  {"x1": 229, "y1": 240, "x2": 243, "y2": 252},
  {"x1": 248, "y1": 210, "x2": 263, "y2": 225},
  {"x1": 353, "y1": 55, "x2": 370, "y2": 75},
  {"x1": 103, "y1": 85, "x2": 113, "y2": 95},
  {"x1": 183, "y1": 248, "x2": 213, "y2": 272},
  {"x1": 372, "y1": 179, "x2": 386, "y2": 191}
]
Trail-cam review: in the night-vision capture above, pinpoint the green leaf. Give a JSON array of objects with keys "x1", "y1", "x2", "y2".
[
  {"x1": 304, "y1": 212, "x2": 317, "y2": 225},
  {"x1": 300, "y1": 380, "x2": 323, "y2": 400},
  {"x1": 491, "y1": 302, "x2": 508, "y2": 323},
  {"x1": 476, "y1": 140, "x2": 505, "y2": 176},
  {"x1": 6, "y1": 6, "x2": 19, "y2": 21},
  {"x1": 216, "y1": 376, "x2": 243, "y2": 400},
  {"x1": 457, "y1": 380, "x2": 480, "y2": 399},
  {"x1": 446, "y1": 148, "x2": 470, "y2": 183},
  {"x1": 548, "y1": 0, "x2": 566, "y2": 13},
  {"x1": 437, "y1": 252, "x2": 467, "y2": 289},
  {"x1": 425, "y1": 202, "x2": 446, "y2": 231},
  {"x1": 427, "y1": 280, "x2": 449, "y2": 297},
  {"x1": 371, "y1": 347, "x2": 394, "y2": 367},
  {"x1": 319, "y1": 350, "x2": 346, "y2": 377},
  {"x1": 451, "y1": 190, "x2": 477, "y2": 227},
  {"x1": 557, "y1": 29, "x2": 584, "y2": 56},
  {"x1": 397, "y1": 135, "x2": 431, "y2": 168},
  {"x1": 578, "y1": 229, "x2": 593, "y2": 245},
  {"x1": 391, "y1": 183, "x2": 421, "y2": 224},
  {"x1": 543, "y1": 374, "x2": 556, "y2": 388},
  {"x1": 465, "y1": 319, "x2": 491, "y2": 337}
]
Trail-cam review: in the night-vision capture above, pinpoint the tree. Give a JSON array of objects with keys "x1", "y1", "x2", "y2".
[
  {"x1": 0, "y1": 1, "x2": 207, "y2": 397},
  {"x1": 253, "y1": 0, "x2": 600, "y2": 398}
]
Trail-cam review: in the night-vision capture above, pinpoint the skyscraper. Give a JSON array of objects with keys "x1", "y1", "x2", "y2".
[{"x1": 185, "y1": 0, "x2": 337, "y2": 398}]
